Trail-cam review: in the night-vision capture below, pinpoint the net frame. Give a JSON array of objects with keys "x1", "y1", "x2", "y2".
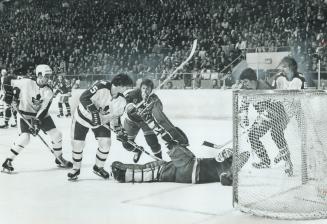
[{"x1": 232, "y1": 89, "x2": 327, "y2": 220}]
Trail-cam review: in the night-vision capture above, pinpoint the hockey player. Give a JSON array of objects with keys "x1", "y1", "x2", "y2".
[
  {"x1": 54, "y1": 75, "x2": 72, "y2": 117},
  {"x1": 111, "y1": 128, "x2": 250, "y2": 185},
  {"x1": 0, "y1": 69, "x2": 17, "y2": 128},
  {"x1": 68, "y1": 73, "x2": 133, "y2": 181},
  {"x1": 239, "y1": 68, "x2": 293, "y2": 176},
  {"x1": 273, "y1": 56, "x2": 305, "y2": 89},
  {"x1": 1, "y1": 64, "x2": 73, "y2": 173},
  {"x1": 122, "y1": 79, "x2": 162, "y2": 163}
]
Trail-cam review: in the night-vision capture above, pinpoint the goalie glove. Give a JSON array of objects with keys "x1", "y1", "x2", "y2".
[
  {"x1": 114, "y1": 126, "x2": 128, "y2": 143},
  {"x1": 29, "y1": 118, "x2": 41, "y2": 136}
]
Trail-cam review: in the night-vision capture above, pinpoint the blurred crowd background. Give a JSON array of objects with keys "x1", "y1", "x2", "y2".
[{"x1": 0, "y1": 0, "x2": 326, "y2": 89}]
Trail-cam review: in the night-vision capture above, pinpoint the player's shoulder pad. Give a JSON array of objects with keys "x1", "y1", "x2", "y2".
[{"x1": 93, "y1": 80, "x2": 111, "y2": 89}]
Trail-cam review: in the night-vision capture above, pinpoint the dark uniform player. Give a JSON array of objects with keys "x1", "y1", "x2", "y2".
[
  {"x1": 239, "y1": 68, "x2": 293, "y2": 176},
  {"x1": 68, "y1": 73, "x2": 133, "y2": 180},
  {"x1": 123, "y1": 79, "x2": 162, "y2": 163},
  {"x1": 111, "y1": 130, "x2": 250, "y2": 185},
  {"x1": 0, "y1": 69, "x2": 17, "y2": 128},
  {"x1": 54, "y1": 75, "x2": 71, "y2": 117},
  {"x1": 1, "y1": 64, "x2": 72, "y2": 172}
]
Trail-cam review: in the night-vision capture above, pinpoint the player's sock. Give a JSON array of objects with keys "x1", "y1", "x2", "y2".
[
  {"x1": 57, "y1": 103, "x2": 63, "y2": 117},
  {"x1": 95, "y1": 147, "x2": 109, "y2": 168},
  {"x1": 65, "y1": 103, "x2": 71, "y2": 116}
]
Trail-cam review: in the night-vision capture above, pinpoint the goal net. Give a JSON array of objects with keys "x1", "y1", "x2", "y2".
[{"x1": 232, "y1": 90, "x2": 327, "y2": 220}]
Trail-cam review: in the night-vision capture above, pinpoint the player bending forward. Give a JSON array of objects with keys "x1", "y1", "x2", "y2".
[
  {"x1": 239, "y1": 68, "x2": 293, "y2": 176},
  {"x1": 2, "y1": 65, "x2": 72, "y2": 173},
  {"x1": 68, "y1": 73, "x2": 133, "y2": 181},
  {"x1": 122, "y1": 79, "x2": 162, "y2": 163},
  {"x1": 112, "y1": 128, "x2": 250, "y2": 185}
]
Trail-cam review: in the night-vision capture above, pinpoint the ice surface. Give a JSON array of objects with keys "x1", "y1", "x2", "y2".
[{"x1": 0, "y1": 116, "x2": 325, "y2": 224}]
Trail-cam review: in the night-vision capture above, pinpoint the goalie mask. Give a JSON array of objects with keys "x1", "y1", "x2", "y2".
[{"x1": 36, "y1": 64, "x2": 53, "y2": 86}]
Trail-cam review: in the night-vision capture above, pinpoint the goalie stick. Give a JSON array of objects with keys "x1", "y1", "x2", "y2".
[{"x1": 202, "y1": 140, "x2": 232, "y2": 150}]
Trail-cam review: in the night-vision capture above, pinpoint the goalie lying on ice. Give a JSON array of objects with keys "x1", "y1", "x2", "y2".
[{"x1": 111, "y1": 134, "x2": 250, "y2": 186}]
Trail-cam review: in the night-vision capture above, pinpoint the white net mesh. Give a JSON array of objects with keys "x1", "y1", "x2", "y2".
[{"x1": 232, "y1": 90, "x2": 327, "y2": 220}]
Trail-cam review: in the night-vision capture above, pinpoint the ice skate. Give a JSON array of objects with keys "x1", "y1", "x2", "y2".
[
  {"x1": 2, "y1": 158, "x2": 14, "y2": 173},
  {"x1": 65, "y1": 113, "x2": 71, "y2": 117},
  {"x1": 67, "y1": 169, "x2": 80, "y2": 181},
  {"x1": 133, "y1": 149, "x2": 143, "y2": 163},
  {"x1": 57, "y1": 113, "x2": 64, "y2": 118},
  {"x1": 10, "y1": 123, "x2": 17, "y2": 128},
  {"x1": 0, "y1": 122, "x2": 9, "y2": 129},
  {"x1": 55, "y1": 155, "x2": 73, "y2": 168},
  {"x1": 93, "y1": 165, "x2": 109, "y2": 179}
]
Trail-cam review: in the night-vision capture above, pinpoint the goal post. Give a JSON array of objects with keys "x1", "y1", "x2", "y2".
[{"x1": 232, "y1": 90, "x2": 327, "y2": 220}]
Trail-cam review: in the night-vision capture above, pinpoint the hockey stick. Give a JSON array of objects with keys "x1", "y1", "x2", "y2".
[
  {"x1": 157, "y1": 39, "x2": 197, "y2": 89},
  {"x1": 202, "y1": 140, "x2": 232, "y2": 150},
  {"x1": 13, "y1": 108, "x2": 66, "y2": 164},
  {"x1": 103, "y1": 124, "x2": 164, "y2": 161}
]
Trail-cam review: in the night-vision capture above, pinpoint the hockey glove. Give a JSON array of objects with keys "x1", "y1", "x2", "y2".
[
  {"x1": 30, "y1": 118, "x2": 41, "y2": 136},
  {"x1": 126, "y1": 104, "x2": 142, "y2": 122},
  {"x1": 91, "y1": 111, "x2": 101, "y2": 126},
  {"x1": 115, "y1": 127, "x2": 128, "y2": 143}
]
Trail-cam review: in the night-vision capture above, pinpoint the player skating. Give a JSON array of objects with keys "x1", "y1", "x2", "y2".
[
  {"x1": 239, "y1": 68, "x2": 293, "y2": 176},
  {"x1": 122, "y1": 79, "x2": 162, "y2": 163},
  {"x1": 67, "y1": 73, "x2": 133, "y2": 181},
  {"x1": 54, "y1": 75, "x2": 72, "y2": 117},
  {"x1": 1, "y1": 64, "x2": 73, "y2": 173},
  {"x1": 112, "y1": 127, "x2": 250, "y2": 185}
]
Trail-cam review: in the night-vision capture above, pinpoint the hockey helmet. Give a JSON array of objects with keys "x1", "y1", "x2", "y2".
[
  {"x1": 36, "y1": 64, "x2": 53, "y2": 77},
  {"x1": 1, "y1": 69, "x2": 7, "y2": 76},
  {"x1": 36, "y1": 64, "x2": 52, "y2": 86}
]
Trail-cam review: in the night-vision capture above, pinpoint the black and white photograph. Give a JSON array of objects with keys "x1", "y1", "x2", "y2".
[{"x1": 0, "y1": 0, "x2": 326, "y2": 223}]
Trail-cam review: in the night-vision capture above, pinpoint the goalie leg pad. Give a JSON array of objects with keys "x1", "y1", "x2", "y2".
[
  {"x1": 111, "y1": 160, "x2": 166, "y2": 183},
  {"x1": 95, "y1": 137, "x2": 111, "y2": 168}
]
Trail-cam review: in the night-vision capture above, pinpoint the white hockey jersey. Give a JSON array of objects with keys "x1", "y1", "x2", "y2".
[
  {"x1": 11, "y1": 78, "x2": 54, "y2": 119},
  {"x1": 75, "y1": 80, "x2": 126, "y2": 129}
]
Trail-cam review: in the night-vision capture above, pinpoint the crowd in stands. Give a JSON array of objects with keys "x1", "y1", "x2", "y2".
[{"x1": 0, "y1": 0, "x2": 326, "y2": 88}]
